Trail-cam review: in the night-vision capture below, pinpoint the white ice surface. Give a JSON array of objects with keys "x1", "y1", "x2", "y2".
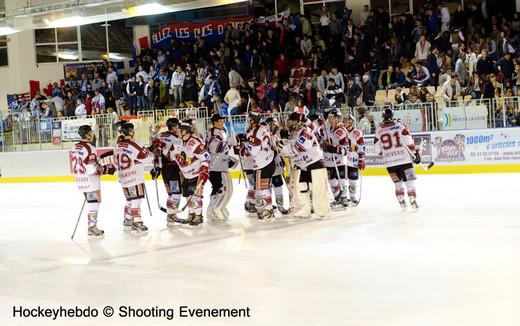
[{"x1": 0, "y1": 174, "x2": 520, "y2": 326}]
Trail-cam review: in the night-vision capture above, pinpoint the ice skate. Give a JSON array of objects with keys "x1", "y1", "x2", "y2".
[
  {"x1": 349, "y1": 199, "x2": 359, "y2": 207},
  {"x1": 397, "y1": 195, "x2": 407, "y2": 210},
  {"x1": 409, "y1": 197, "x2": 419, "y2": 210},
  {"x1": 188, "y1": 214, "x2": 203, "y2": 226},
  {"x1": 167, "y1": 214, "x2": 184, "y2": 227},
  {"x1": 258, "y1": 208, "x2": 274, "y2": 220},
  {"x1": 276, "y1": 196, "x2": 289, "y2": 215},
  {"x1": 88, "y1": 225, "x2": 104, "y2": 238},
  {"x1": 131, "y1": 221, "x2": 148, "y2": 232},
  {"x1": 123, "y1": 218, "x2": 133, "y2": 229}
]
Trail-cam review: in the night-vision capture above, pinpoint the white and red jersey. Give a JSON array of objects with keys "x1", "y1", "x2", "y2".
[
  {"x1": 322, "y1": 123, "x2": 349, "y2": 168},
  {"x1": 237, "y1": 141, "x2": 254, "y2": 171},
  {"x1": 157, "y1": 131, "x2": 182, "y2": 167},
  {"x1": 114, "y1": 139, "x2": 153, "y2": 187},
  {"x1": 168, "y1": 136, "x2": 210, "y2": 179},
  {"x1": 246, "y1": 124, "x2": 275, "y2": 170},
  {"x1": 70, "y1": 141, "x2": 102, "y2": 192},
  {"x1": 206, "y1": 127, "x2": 230, "y2": 172},
  {"x1": 281, "y1": 125, "x2": 323, "y2": 170},
  {"x1": 374, "y1": 121, "x2": 415, "y2": 167},
  {"x1": 346, "y1": 127, "x2": 366, "y2": 167}
]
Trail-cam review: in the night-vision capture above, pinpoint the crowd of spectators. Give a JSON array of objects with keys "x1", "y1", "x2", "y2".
[{"x1": 4, "y1": 1, "x2": 520, "y2": 128}]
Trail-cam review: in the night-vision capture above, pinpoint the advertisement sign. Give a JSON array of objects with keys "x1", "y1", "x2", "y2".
[
  {"x1": 432, "y1": 128, "x2": 520, "y2": 164},
  {"x1": 62, "y1": 119, "x2": 96, "y2": 142},
  {"x1": 52, "y1": 121, "x2": 62, "y2": 145},
  {"x1": 441, "y1": 105, "x2": 488, "y2": 130}
]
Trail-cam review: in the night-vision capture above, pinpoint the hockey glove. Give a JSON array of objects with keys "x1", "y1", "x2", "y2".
[
  {"x1": 413, "y1": 150, "x2": 421, "y2": 164},
  {"x1": 358, "y1": 153, "x2": 366, "y2": 170},
  {"x1": 280, "y1": 128, "x2": 290, "y2": 140},
  {"x1": 102, "y1": 164, "x2": 116, "y2": 175},
  {"x1": 149, "y1": 167, "x2": 161, "y2": 179},
  {"x1": 198, "y1": 165, "x2": 209, "y2": 184}
]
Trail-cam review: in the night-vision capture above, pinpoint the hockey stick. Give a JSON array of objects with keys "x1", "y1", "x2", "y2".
[
  {"x1": 71, "y1": 198, "x2": 87, "y2": 240},
  {"x1": 149, "y1": 125, "x2": 168, "y2": 213},
  {"x1": 144, "y1": 185, "x2": 153, "y2": 216},
  {"x1": 321, "y1": 115, "x2": 346, "y2": 198},
  {"x1": 179, "y1": 179, "x2": 204, "y2": 212},
  {"x1": 404, "y1": 145, "x2": 435, "y2": 171}
]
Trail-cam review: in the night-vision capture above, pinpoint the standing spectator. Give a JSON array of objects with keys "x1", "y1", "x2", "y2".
[
  {"x1": 135, "y1": 65, "x2": 149, "y2": 81},
  {"x1": 136, "y1": 76, "x2": 146, "y2": 110},
  {"x1": 224, "y1": 86, "x2": 241, "y2": 115},
  {"x1": 325, "y1": 78, "x2": 342, "y2": 108},
  {"x1": 53, "y1": 94, "x2": 64, "y2": 116},
  {"x1": 455, "y1": 54, "x2": 468, "y2": 86},
  {"x1": 41, "y1": 102, "x2": 53, "y2": 118},
  {"x1": 439, "y1": 4, "x2": 451, "y2": 32},
  {"x1": 358, "y1": 112, "x2": 376, "y2": 134},
  {"x1": 317, "y1": 70, "x2": 329, "y2": 93},
  {"x1": 415, "y1": 34, "x2": 431, "y2": 62},
  {"x1": 300, "y1": 35, "x2": 313, "y2": 57},
  {"x1": 315, "y1": 90, "x2": 330, "y2": 115},
  {"x1": 278, "y1": 82, "x2": 290, "y2": 111},
  {"x1": 328, "y1": 67, "x2": 345, "y2": 93},
  {"x1": 361, "y1": 74, "x2": 376, "y2": 106},
  {"x1": 228, "y1": 66, "x2": 243, "y2": 89},
  {"x1": 91, "y1": 72, "x2": 103, "y2": 92},
  {"x1": 483, "y1": 74, "x2": 497, "y2": 99},
  {"x1": 346, "y1": 78, "x2": 362, "y2": 108},
  {"x1": 144, "y1": 79, "x2": 154, "y2": 109},
  {"x1": 75, "y1": 99, "x2": 86, "y2": 117},
  {"x1": 319, "y1": 9, "x2": 331, "y2": 40},
  {"x1": 126, "y1": 76, "x2": 137, "y2": 114},
  {"x1": 476, "y1": 50, "x2": 494, "y2": 77},
  {"x1": 79, "y1": 73, "x2": 91, "y2": 98},
  {"x1": 170, "y1": 65, "x2": 185, "y2": 108},
  {"x1": 274, "y1": 54, "x2": 290, "y2": 84},
  {"x1": 92, "y1": 89, "x2": 106, "y2": 113},
  {"x1": 495, "y1": 52, "x2": 514, "y2": 83},
  {"x1": 106, "y1": 66, "x2": 118, "y2": 85},
  {"x1": 359, "y1": 5, "x2": 370, "y2": 27}
]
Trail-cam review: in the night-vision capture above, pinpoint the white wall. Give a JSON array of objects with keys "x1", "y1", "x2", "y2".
[{"x1": 0, "y1": 149, "x2": 71, "y2": 177}]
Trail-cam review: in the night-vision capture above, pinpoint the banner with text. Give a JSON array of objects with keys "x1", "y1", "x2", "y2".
[
  {"x1": 152, "y1": 16, "x2": 254, "y2": 48},
  {"x1": 62, "y1": 119, "x2": 96, "y2": 142},
  {"x1": 441, "y1": 105, "x2": 488, "y2": 130}
]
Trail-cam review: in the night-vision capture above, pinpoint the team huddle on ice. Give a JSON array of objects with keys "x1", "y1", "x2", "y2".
[{"x1": 70, "y1": 107, "x2": 422, "y2": 237}]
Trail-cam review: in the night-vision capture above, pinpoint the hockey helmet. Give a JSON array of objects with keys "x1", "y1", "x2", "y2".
[
  {"x1": 327, "y1": 109, "x2": 342, "y2": 118},
  {"x1": 382, "y1": 107, "x2": 394, "y2": 121},
  {"x1": 344, "y1": 114, "x2": 355, "y2": 121},
  {"x1": 119, "y1": 122, "x2": 134, "y2": 136},
  {"x1": 211, "y1": 113, "x2": 225, "y2": 123},
  {"x1": 78, "y1": 125, "x2": 93, "y2": 139},
  {"x1": 166, "y1": 118, "x2": 180, "y2": 129},
  {"x1": 179, "y1": 120, "x2": 193, "y2": 132},
  {"x1": 115, "y1": 120, "x2": 128, "y2": 133},
  {"x1": 248, "y1": 111, "x2": 262, "y2": 124}
]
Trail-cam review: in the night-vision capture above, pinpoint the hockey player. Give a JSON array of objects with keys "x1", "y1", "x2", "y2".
[
  {"x1": 246, "y1": 111, "x2": 276, "y2": 219},
  {"x1": 206, "y1": 114, "x2": 235, "y2": 221},
  {"x1": 265, "y1": 116, "x2": 288, "y2": 215},
  {"x1": 281, "y1": 113, "x2": 331, "y2": 218},
  {"x1": 150, "y1": 118, "x2": 184, "y2": 226},
  {"x1": 374, "y1": 108, "x2": 421, "y2": 209},
  {"x1": 71, "y1": 125, "x2": 115, "y2": 237},
  {"x1": 343, "y1": 114, "x2": 366, "y2": 206},
  {"x1": 235, "y1": 133, "x2": 256, "y2": 215},
  {"x1": 322, "y1": 109, "x2": 350, "y2": 207},
  {"x1": 168, "y1": 120, "x2": 210, "y2": 225},
  {"x1": 114, "y1": 122, "x2": 153, "y2": 232}
]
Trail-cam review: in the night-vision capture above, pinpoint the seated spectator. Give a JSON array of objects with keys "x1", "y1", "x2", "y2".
[
  {"x1": 440, "y1": 74, "x2": 462, "y2": 103},
  {"x1": 381, "y1": 65, "x2": 396, "y2": 89},
  {"x1": 413, "y1": 62, "x2": 431, "y2": 87},
  {"x1": 394, "y1": 87, "x2": 407, "y2": 104},
  {"x1": 465, "y1": 72, "x2": 484, "y2": 99}
]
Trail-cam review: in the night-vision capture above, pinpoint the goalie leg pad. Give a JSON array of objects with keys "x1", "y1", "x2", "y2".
[
  {"x1": 348, "y1": 179, "x2": 358, "y2": 200},
  {"x1": 311, "y1": 168, "x2": 332, "y2": 217},
  {"x1": 216, "y1": 173, "x2": 233, "y2": 220},
  {"x1": 291, "y1": 182, "x2": 312, "y2": 218},
  {"x1": 288, "y1": 168, "x2": 301, "y2": 210}
]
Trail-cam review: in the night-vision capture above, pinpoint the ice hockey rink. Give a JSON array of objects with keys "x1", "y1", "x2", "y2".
[{"x1": 1, "y1": 173, "x2": 519, "y2": 326}]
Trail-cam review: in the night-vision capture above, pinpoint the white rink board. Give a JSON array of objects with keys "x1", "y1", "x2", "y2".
[{"x1": 1, "y1": 174, "x2": 520, "y2": 325}]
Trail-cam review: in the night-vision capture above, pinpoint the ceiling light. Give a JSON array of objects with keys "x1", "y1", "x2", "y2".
[
  {"x1": 57, "y1": 52, "x2": 79, "y2": 60},
  {"x1": 123, "y1": 3, "x2": 170, "y2": 17},
  {"x1": 48, "y1": 15, "x2": 86, "y2": 28},
  {"x1": 0, "y1": 26, "x2": 19, "y2": 36}
]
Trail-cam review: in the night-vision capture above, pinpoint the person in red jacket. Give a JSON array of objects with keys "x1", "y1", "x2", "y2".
[{"x1": 274, "y1": 54, "x2": 290, "y2": 84}]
